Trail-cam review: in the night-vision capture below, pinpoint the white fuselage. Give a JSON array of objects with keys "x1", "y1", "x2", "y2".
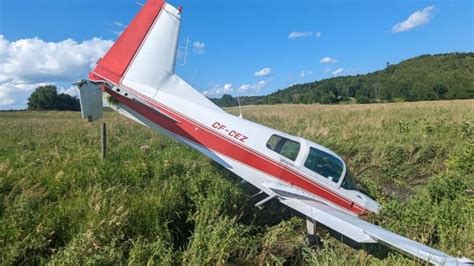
[{"x1": 103, "y1": 79, "x2": 378, "y2": 216}]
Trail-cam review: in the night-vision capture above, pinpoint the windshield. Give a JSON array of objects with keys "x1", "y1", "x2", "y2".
[
  {"x1": 304, "y1": 147, "x2": 344, "y2": 183},
  {"x1": 341, "y1": 170, "x2": 357, "y2": 190}
]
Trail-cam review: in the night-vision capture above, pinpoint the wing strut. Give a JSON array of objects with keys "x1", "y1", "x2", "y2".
[{"x1": 255, "y1": 194, "x2": 276, "y2": 209}]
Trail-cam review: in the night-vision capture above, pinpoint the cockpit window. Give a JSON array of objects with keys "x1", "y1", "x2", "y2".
[
  {"x1": 341, "y1": 170, "x2": 357, "y2": 190},
  {"x1": 304, "y1": 147, "x2": 343, "y2": 183},
  {"x1": 266, "y1": 134, "x2": 300, "y2": 161}
]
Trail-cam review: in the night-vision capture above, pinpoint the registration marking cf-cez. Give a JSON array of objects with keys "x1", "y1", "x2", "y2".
[{"x1": 212, "y1": 122, "x2": 248, "y2": 143}]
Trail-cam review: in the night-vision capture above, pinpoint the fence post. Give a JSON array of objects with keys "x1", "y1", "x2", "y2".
[{"x1": 101, "y1": 122, "x2": 107, "y2": 160}]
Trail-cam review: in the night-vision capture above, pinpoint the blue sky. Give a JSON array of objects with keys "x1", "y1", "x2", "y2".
[{"x1": 0, "y1": 0, "x2": 473, "y2": 109}]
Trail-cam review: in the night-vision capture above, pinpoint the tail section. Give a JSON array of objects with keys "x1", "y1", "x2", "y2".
[
  {"x1": 89, "y1": 1, "x2": 222, "y2": 111},
  {"x1": 90, "y1": 0, "x2": 180, "y2": 88}
]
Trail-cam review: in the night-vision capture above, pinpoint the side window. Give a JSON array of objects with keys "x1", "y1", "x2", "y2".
[
  {"x1": 304, "y1": 147, "x2": 343, "y2": 183},
  {"x1": 266, "y1": 134, "x2": 300, "y2": 161}
]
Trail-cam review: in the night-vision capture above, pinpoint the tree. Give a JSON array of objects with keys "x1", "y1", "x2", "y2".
[
  {"x1": 209, "y1": 53, "x2": 474, "y2": 106},
  {"x1": 355, "y1": 95, "x2": 372, "y2": 104},
  {"x1": 27, "y1": 85, "x2": 80, "y2": 111},
  {"x1": 54, "y1": 94, "x2": 81, "y2": 111},
  {"x1": 27, "y1": 85, "x2": 57, "y2": 110},
  {"x1": 433, "y1": 84, "x2": 449, "y2": 99},
  {"x1": 220, "y1": 94, "x2": 236, "y2": 107},
  {"x1": 320, "y1": 93, "x2": 337, "y2": 104}
]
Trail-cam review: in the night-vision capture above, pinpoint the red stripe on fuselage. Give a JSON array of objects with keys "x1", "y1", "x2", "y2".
[
  {"x1": 105, "y1": 87, "x2": 367, "y2": 215},
  {"x1": 91, "y1": 0, "x2": 165, "y2": 84}
]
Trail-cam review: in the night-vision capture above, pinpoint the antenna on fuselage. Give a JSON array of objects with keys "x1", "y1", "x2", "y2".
[
  {"x1": 190, "y1": 67, "x2": 197, "y2": 84},
  {"x1": 178, "y1": 36, "x2": 190, "y2": 66},
  {"x1": 237, "y1": 95, "x2": 243, "y2": 119}
]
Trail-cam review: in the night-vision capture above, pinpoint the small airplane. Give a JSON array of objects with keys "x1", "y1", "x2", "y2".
[{"x1": 77, "y1": 1, "x2": 473, "y2": 265}]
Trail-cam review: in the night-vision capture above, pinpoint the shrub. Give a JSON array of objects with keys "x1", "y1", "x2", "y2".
[{"x1": 27, "y1": 85, "x2": 80, "y2": 111}]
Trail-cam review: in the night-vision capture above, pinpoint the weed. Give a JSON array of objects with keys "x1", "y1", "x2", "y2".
[{"x1": 1, "y1": 100, "x2": 473, "y2": 264}]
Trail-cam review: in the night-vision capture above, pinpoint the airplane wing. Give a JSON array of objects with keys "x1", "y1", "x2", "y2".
[{"x1": 262, "y1": 182, "x2": 473, "y2": 266}]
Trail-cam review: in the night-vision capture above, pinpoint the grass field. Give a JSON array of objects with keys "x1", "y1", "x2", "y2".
[{"x1": 1, "y1": 100, "x2": 473, "y2": 265}]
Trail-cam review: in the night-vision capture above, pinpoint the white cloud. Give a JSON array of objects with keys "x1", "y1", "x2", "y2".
[
  {"x1": 203, "y1": 79, "x2": 269, "y2": 97},
  {"x1": 113, "y1": 21, "x2": 125, "y2": 28},
  {"x1": 238, "y1": 80, "x2": 267, "y2": 93},
  {"x1": 203, "y1": 83, "x2": 233, "y2": 97},
  {"x1": 112, "y1": 21, "x2": 126, "y2": 36},
  {"x1": 299, "y1": 70, "x2": 312, "y2": 78},
  {"x1": 288, "y1": 31, "x2": 313, "y2": 39},
  {"x1": 0, "y1": 35, "x2": 113, "y2": 110},
  {"x1": 332, "y1": 68, "x2": 344, "y2": 76},
  {"x1": 193, "y1": 41, "x2": 205, "y2": 54},
  {"x1": 0, "y1": 82, "x2": 48, "y2": 109},
  {"x1": 392, "y1": 5, "x2": 435, "y2": 33},
  {"x1": 320, "y1": 57, "x2": 338, "y2": 64},
  {"x1": 254, "y1": 67, "x2": 272, "y2": 77},
  {"x1": 0, "y1": 36, "x2": 112, "y2": 83},
  {"x1": 59, "y1": 85, "x2": 79, "y2": 98},
  {"x1": 288, "y1": 31, "x2": 321, "y2": 39},
  {"x1": 222, "y1": 83, "x2": 233, "y2": 93}
]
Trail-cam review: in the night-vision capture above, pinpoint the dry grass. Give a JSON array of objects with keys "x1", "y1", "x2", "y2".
[
  {"x1": 0, "y1": 99, "x2": 473, "y2": 264},
  {"x1": 230, "y1": 100, "x2": 474, "y2": 197}
]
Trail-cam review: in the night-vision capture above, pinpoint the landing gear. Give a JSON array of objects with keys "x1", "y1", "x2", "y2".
[{"x1": 306, "y1": 217, "x2": 322, "y2": 249}]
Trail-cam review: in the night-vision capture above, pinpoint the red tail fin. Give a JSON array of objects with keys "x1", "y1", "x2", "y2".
[{"x1": 90, "y1": 0, "x2": 165, "y2": 84}]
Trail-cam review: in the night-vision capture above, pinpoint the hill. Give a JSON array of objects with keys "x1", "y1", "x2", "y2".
[
  {"x1": 1, "y1": 100, "x2": 473, "y2": 264},
  {"x1": 212, "y1": 52, "x2": 474, "y2": 106}
]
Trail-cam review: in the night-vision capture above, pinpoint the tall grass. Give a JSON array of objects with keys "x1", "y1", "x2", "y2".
[{"x1": 1, "y1": 99, "x2": 473, "y2": 264}]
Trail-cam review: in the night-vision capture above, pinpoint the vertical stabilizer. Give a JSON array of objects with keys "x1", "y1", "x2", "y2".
[
  {"x1": 89, "y1": 1, "x2": 222, "y2": 111},
  {"x1": 89, "y1": 0, "x2": 180, "y2": 89}
]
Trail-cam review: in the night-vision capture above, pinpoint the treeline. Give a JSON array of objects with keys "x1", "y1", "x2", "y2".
[
  {"x1": 27, "y1": 85, "x2": 80, "y2": 111},
  {"x1": 212, "y1": 52, "x2": 474, "y2": 107}
]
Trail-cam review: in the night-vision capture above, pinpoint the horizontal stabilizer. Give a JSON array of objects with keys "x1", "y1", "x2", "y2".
[
  {"x1": 78, "y1": 81, "x2": 103, "y2": 122},
  {"x1": 280, "y1": 197, "x2": 473, "y2": 265}
]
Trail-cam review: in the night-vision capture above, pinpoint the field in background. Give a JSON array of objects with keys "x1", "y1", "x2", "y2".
[{"x1": 1, "y1": 100, "x2": 473, "y2": 264}]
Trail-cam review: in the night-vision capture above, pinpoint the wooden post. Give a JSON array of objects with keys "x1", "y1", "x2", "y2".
[
  {"x1": 306, "y1": 217, "x2": 321, "y2": 248},
  {"x1": 101, "y1": 122, "x2": 107, "y2": 160}
]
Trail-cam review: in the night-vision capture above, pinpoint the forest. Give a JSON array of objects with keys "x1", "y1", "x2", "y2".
[{"x1": 212, "y1": 53, "x2": 474, "y2": 107}]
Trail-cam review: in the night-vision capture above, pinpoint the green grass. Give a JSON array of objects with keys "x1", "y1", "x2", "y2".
[{"x1": 1, "y1": 99, "x2": 473, "y2": 265}]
